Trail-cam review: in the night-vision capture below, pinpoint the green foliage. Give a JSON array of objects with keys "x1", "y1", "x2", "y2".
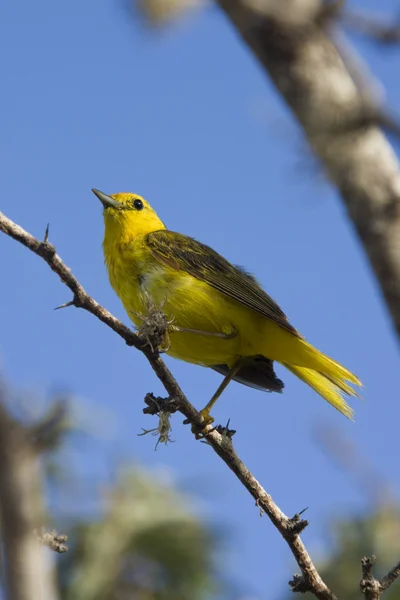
[{"x1": 58, "y1": 467, "x2": 219, "y2": 600}]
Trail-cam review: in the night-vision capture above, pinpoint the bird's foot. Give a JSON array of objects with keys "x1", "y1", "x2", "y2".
[
  {"x1": 199, "y1": 408, "x2": 215, "y2": 427},
  {"x1": 186, "y1": 409, "x2": 215, "y2": 440}
]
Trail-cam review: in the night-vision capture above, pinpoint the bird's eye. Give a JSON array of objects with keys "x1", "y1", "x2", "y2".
[{"x1": 133, "y1": 199, "x2": 144, "y2": 211}]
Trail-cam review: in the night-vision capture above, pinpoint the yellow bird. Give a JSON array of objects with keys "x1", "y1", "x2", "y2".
[{"x1": 93, "y1": 189, "x2": 361, "y2": 423}]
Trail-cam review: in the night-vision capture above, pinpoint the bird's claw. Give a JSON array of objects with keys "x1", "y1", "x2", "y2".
[
  {"x1": 183, "y1": 410, "x2": 215, "y2": 440},
  {"x1": 199, "y1": 409, "x2": 215, "y2": 427}
]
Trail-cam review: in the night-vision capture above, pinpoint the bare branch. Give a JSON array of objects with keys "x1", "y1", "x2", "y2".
[
  {"x1": 360, "y1": 555, "x2": 400, "y2": 600},
  {"x1": 380, "y1": 560, "x2": 400, "y2": 592},
  {"x1": 215, "y1": 0, "x2": 400, "y2": 342},
  {"x1": 1, "y1": 210, "x2": 336, "y2": 600},
  {"x1": 0, "y1": 388, "x2": 62, "y2": 600},
  {"x1": 361, "y1": 556, "x2": 381, "y2": 600}
]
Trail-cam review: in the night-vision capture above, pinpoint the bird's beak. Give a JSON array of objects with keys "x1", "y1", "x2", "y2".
[{"x1": 92, "y1": 188, "x2": 121, "y2": 209}]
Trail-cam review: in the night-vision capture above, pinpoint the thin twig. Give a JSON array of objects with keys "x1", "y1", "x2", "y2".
[
  {"x1": 380, "y1": 560, "x2": 400, "y2": 592},
  {"x1": 1, "y1": 210, "x2": 336, "y2": 600}
]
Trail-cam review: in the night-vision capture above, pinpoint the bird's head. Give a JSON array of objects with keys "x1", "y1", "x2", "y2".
[{"x1": 92, "y1": 189, "x2": 166, "y2": 240}]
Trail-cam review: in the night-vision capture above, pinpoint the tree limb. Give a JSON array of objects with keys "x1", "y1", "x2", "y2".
[
  {"x1": 380, "y1": 559, "x2": 400, "y2": 593},
  {"x1": 0, "y1": 210, "x2": 338, "y2": 599},
  {"x1": 215, "y1": 0, "x2": 400, "y2": 341},
  {"x1": 0, "y1": 388, "x2": 62, "y2": 600},
  {"x1": 361, "y1": 555, "x2": 400, "y2": 600}
]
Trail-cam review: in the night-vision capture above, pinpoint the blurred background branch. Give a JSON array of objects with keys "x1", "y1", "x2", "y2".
[
  {"x1": 216, "y1": 0, "x2": 400, "y2": 341},
  {"x1": 0, "y1": 385, "x2": 62, "y2": 600}
]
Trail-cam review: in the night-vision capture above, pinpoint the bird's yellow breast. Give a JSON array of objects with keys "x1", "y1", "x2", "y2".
[
  {"x1": 96, "y1": 188, "x2": 361, "y2": 419},
  {"x1": 103, "y1": 236, "x2": 248, "y2": 366}
]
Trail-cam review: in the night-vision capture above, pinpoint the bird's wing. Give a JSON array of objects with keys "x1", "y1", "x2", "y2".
[{"x1": 145, "y1": 230, "x2": 300, "y2": 336}]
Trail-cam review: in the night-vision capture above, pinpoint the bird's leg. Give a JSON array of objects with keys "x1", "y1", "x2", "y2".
[{"x1": 199, "y1": 358, "x2": 244, "y2": 426}]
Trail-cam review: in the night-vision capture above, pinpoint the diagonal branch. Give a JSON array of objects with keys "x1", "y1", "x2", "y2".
[
  {"x1": 3, "y1": 211, "x2": 400, "y2": 598},
  {"x1": 380, "y1": 559, "x2": 400, "y2": 592},
  {"x1": 1, "y1": 210, "x2": 336, "y2": 600},
  {"x1": 215, "y1": 0, "x2": 400, "y2": 341}
]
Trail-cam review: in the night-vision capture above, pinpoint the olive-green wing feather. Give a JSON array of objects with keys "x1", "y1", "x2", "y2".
[{"x1": 145, "y1": 230, "x2": 299, "y2": 336}]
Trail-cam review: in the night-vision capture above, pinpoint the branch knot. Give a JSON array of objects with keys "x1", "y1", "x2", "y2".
[
  {"x1": 289, "y1": 573, "x2": 309, "y2": 594},
  {"x1": 40, "y1": 240, "x2": 56, "y2": 260},
  {"x1": 286, "y1": 509, "x2": 309, "y2": 536}
]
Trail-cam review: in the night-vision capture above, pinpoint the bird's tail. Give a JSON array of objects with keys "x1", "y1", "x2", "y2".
[{"x1": 282, "y1": 340, "x2": 362, "y2": 420}]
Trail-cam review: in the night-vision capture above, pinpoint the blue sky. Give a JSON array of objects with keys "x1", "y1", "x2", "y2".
[{"x1": 1, "y1": 0, "x2": 400, "y2": 597}]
